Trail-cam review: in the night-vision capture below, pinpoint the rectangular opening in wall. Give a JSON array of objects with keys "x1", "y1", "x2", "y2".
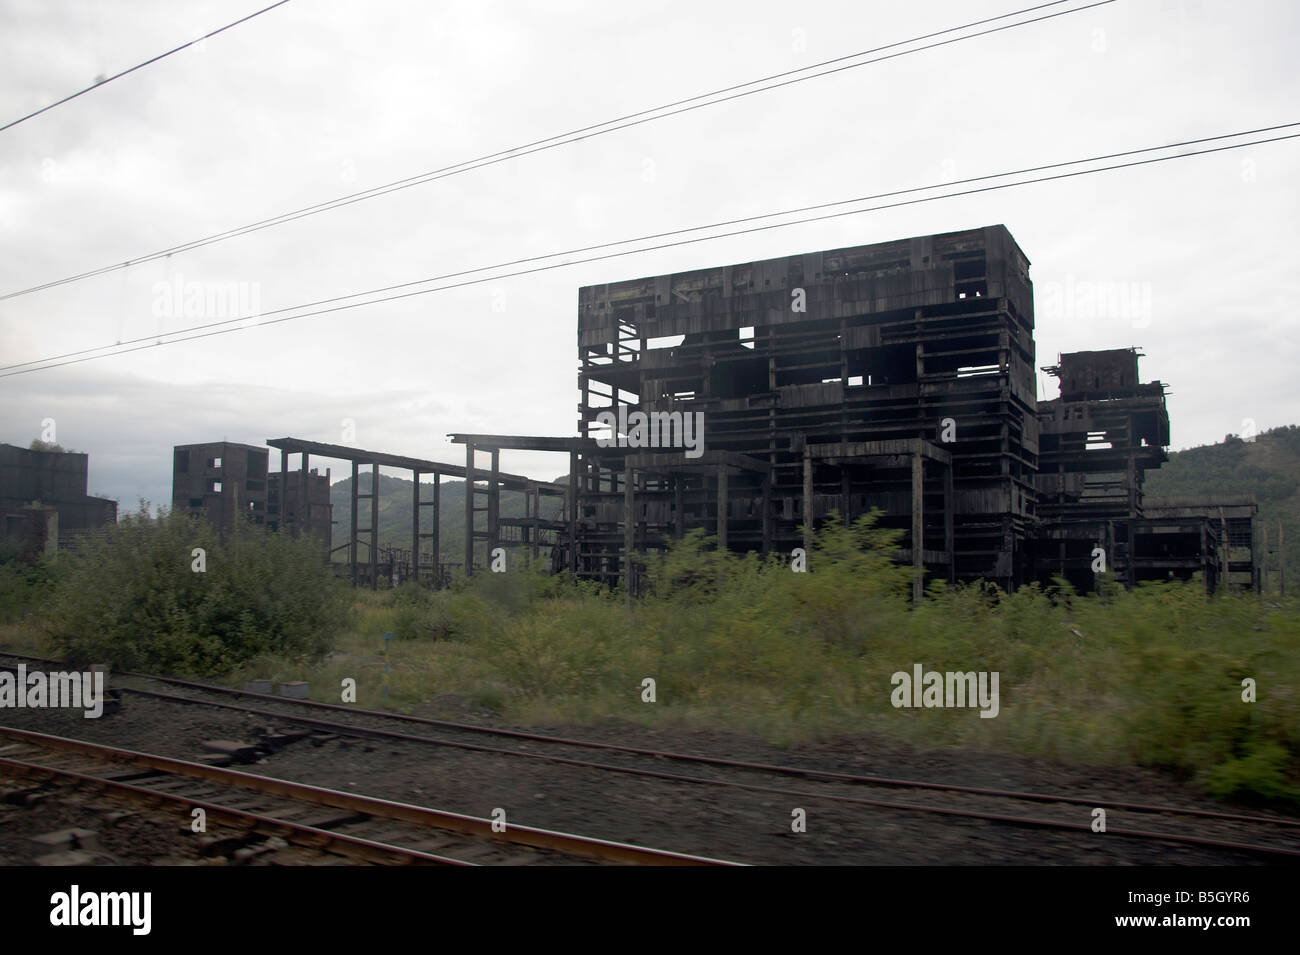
[
  {"x1": 208, "y1": 456, "x2": 222, "y2": 469},
  {"x1": 956, "y1": 364, "x2": 1000, "y2": 378},
  {"x1": 739, "y1": 326, "x2": 754, "y2": 350},
  {"x1": 210, "y1": 480, "x2": 222, "y2": 493},
  {"x1": 646, "y1": 334, "x2": 684, "y2": 350}
]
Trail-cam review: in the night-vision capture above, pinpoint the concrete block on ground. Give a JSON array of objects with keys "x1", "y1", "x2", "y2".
[
  {"x1": 243, "y1": 679, "x2": 273, "y2": 694},
  {"x1": 36, "y1": 849, "x2": 97, "y2": 866},
  {"x1": 32, "y1": 828, "x2": 99, "y2": 851},
  {"x1": 200, "y1": 740, "x2": 261, "y2": 761},
  {"x1": 279, "y1": 681, "x2": 309, "y2": 699}
]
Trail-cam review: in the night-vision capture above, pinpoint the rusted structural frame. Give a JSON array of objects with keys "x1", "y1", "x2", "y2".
[
  {"x1": 268, "y1": 437, "x2": 545, "y2": 587},
  {"x1": 1139, "y1": 496, "x2": 1259, "y2": 592},
  {"x1": 448, "y1": 434, "x2": 583, "y2": 577},
  {"x1": 807, "y1": 439, "x2": 954, "y2": 604}
]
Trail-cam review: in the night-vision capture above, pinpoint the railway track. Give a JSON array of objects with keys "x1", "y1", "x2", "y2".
[
  {"x1": 0, "y1": 724, "x2": 736, "y2": 866},
  {"x1": 3, "y1": 651, "x2": 1297, "y2": 863}
]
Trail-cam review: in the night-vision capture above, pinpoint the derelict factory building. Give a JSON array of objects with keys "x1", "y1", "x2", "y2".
[{"x1": 454, "y1": 223, "x2": 1256, "y2": 597}]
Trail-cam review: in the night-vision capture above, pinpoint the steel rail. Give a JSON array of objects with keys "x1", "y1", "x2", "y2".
[
  {"x1": 0, "y1": 754, "x2": 462, "y2": 865},
  {"x1": 113, "y1": 687, "x2": 1300, "y2": 861},
  {"x1": 0, "y1": 725, "x2": 737, "y2": 866}
]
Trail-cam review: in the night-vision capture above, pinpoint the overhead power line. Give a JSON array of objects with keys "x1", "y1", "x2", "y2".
[
  {"x1": 0, "y1": 0, "x2": 293, "y2": 134},
  {"x1": 2, "y1": 122, "x2": 1294, "y2": 380},
  {"x1": 1, "y1": 0, "x2": 1110, "y2": 303}
]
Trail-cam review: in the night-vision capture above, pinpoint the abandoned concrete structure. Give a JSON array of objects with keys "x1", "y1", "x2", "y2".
[
  {"x1": 0, "y1": 442, "x2": 118, "y2": 556},
  {"x1": 172, "y1": 441, "x2": 333, "y2": 556},
  {"x1": 447, "y1": 224, "x2": 1257, "y2": 596}
]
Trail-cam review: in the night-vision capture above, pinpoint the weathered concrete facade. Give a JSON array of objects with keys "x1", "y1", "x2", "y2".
[
  {"x1": 0, "y1": 443, "x2": 117, "y2": 554},
  {"x1": 172, "y1": 441, "x2": 333, "y2": 553}
]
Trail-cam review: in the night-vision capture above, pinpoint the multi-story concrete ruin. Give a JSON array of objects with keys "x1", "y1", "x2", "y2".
[
  {"x1": 0, "y1": 442, "x2": 117, "y2": 556},
  {"x1": 172, "y1": 441, "x2": 333, "y2": 556},
  {"x1": 447, "y1": 224, "x2": 1257, "y2": 596}
]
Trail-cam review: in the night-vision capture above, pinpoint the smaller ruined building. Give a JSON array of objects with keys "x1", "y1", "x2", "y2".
[
  {"x1": 0, "y1": 443, "x2": 118, "y2": 557},
  {"x1": 172, "y1": 441, "x2": 333, "y2": 556}
]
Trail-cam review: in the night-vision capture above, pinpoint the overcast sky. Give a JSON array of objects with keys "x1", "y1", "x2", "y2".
[{"x1": 1, "y1": 0, "x2": 1297, "y2": 509}]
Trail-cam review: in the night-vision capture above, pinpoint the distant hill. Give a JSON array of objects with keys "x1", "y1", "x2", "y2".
[
  {"x1": 1144, "y1": 425, "x2": 1300, "y2": 591},
  {"x1": 328, "y1": 472, "x2": 566, "y2": 567}
]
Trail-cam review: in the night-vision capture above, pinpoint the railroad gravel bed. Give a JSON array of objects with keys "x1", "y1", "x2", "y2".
[{"x1": 1, "y1": 695, "x2": 1289, "y2": 865}]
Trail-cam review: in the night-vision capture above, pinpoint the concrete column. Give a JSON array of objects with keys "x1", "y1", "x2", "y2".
[
  {"x1": 802, "y1": 446, "x2": 813, "y2": 555},
  {"x1": 464, "y1": 444, "x2": 475, "y2": 576},
  {"x1": 674, "y1": 476, "x2": 684, "y2": 539},
  {"x1": 411, "y1": 469, "x2": 420, "y2": 583},
  {"x1": 623, "y1": 458, "x2": 635, "y2": 597},
  {"x1": 530, "y1": 485, "x2": 541, "y2": 561},
  {"x1": 944, "y1": 460, "x2": 955, "y2": 583},
  {"x1": 488, "y1": 449, "x2": 500, "y2": 555},
  {"x1": 280, "y1": 451, "x2": 290, "y2": 535},
  {"x1": 840, "y1": 466, "x2": 850, "y2": 527},
  {"x1": 301, "y1": 452, "x2": 310, "y2": 540},
  {"x1": 912, "y1": 451, "x2": 924, "y2": 605},
  {"x1": 761, "y1": 470, "x2": 772, "y2": 557},
  {"x1": 568, "y1": 450, "x2": 578, "y2": 579},
  {"x1": 369, "y1": 463, "x2": 379, "y2": 591},
  {"x1": 717, "y1": 466, "x2": 728, "y2": 551},
  {"x1": 349, "y1": 459, "x2": 358, "y2": 588}
]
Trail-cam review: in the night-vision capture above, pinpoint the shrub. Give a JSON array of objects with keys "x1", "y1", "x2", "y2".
[
  {"x1": 0, "y1": 540, "x2": 63, "y2": 625},
  {"x1": 45, "y1": 505, "x2": 351, "y2": 675}
]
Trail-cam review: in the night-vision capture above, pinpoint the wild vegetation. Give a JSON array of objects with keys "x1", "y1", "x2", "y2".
[{"x1": 239, "y1": 515, "x2": 1296, "y2": 808}]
